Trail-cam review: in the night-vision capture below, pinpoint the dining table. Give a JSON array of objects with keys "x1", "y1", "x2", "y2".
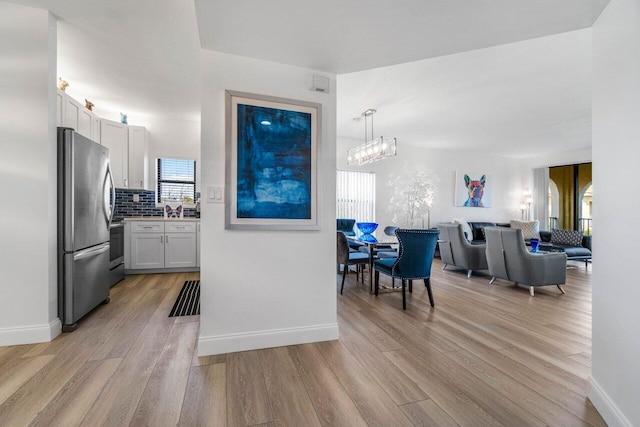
[{"x1": 348, "y1": 234, "x2": 399, "y2": 293}]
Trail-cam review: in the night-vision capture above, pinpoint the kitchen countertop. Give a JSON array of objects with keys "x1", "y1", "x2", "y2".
[{"x1": 122, "y1": 217, "x2": 200, "y2": 222}]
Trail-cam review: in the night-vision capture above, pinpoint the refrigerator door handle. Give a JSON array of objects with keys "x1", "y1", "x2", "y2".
[
  {"x1": 105, "y1": 164, "x2": 116, "y2": 227},
  {"x1": 73, "y1": 243, "x2": 110, "y2": 261}
]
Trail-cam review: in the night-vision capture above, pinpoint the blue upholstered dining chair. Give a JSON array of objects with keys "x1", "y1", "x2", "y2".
[
  {"x1": 376, "y1": 226, "x2": 400, "y2": 259},
  {"x1": 373, "y1": 229, "x2": 439, "y2": 310},
  {"x1": 337, "y1": 218, "x2": 363, "y2": 251},
  {"x1": 337, "y1": 232, "x2": 370, "y2": 294}
]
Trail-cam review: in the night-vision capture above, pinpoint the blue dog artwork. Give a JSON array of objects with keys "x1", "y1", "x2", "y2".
[
  {"x1": 236, "y1": 104, "x2": 312, "y2": 220},
  {"x1": 463, "y1": 174, "x2": 486, "y2": 207},
  {"x1": 455, "y1": 172, "x2": 491, "y2": 207}
]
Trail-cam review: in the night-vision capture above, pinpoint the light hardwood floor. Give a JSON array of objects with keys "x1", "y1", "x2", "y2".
[{"x1": 0, "y1": 261, "x2": 604, "y2": 426}]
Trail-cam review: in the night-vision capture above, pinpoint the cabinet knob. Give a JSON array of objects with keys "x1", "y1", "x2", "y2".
[{"x1": 160, "y1": 235, "x2": 163, "y2": 243}]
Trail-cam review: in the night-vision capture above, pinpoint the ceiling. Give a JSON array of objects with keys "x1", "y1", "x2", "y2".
[
  {"x1": 194, "y1": 0, "x2": 606, "y2": 158},
  {"x1": 337, "y1": 28, "x2": 593, "y2": 158},
  {"x1": 8, "y1": 0, "x2": 608, "y2": 157},
  {"x1": 194, "y1": 0, "x2": 607, "y2": 74},
  {"x1": 9, "y1": 0, "x2": 201, "y2": 125}
]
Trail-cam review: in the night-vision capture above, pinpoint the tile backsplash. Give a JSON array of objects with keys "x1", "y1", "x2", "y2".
[{"x1": 113, "y1": 189, "x2": 200, "y2": 220}]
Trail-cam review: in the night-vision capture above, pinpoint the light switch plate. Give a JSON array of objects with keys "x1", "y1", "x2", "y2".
[
  {"x1": 207, "y1": 186, "x2": 224, "y2": 204},
  {"x1": 133, "y1": 194, "x2": 140, "y2": 202}
]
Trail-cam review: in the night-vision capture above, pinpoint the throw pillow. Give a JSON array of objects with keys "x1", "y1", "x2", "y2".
[
  {"x1": 510, "y1": 219, "x2": 540, "y2": 240},
  {"x1": 453, "y1": 218, "x2": 473, "y2": 242},
  {"x1": 551, "y1": 229, "x2": 583, "y2": 246}
]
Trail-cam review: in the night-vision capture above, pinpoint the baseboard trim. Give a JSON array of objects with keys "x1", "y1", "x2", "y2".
[
  {"x1": 125, "y1": 267, "x2": 200, "y2": 275},
  {"x1": 0, "y1": 318, "x2": 61, "y2": 347},
  {"x1": 198, "y1": 323, "x2": 339, "y2": 356},
  {"x1": 589, "y1": 376, "x2": 633, "y2": 427}
]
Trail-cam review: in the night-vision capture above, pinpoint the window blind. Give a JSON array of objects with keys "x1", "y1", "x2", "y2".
[
  {"x1": 157, "y1": 158, "x2": 196, "y2": 204},
  {"x1": 336, "y1": 170, "x2": 375, "y2": 222}
]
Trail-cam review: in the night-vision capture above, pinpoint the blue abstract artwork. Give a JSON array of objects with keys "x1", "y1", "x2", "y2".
[{"x1": 236, "y1": 104, "x2": 312, "y2": 219}]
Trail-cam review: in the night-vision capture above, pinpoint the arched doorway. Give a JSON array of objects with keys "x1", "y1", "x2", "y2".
[{"x1": 579, "y1": 183, "x2": 593, "y2": 235}]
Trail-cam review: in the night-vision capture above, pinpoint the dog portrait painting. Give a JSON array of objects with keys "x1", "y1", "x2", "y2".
[{"x1": 455, "y1": 172, "x2": 492, "y2": 207}]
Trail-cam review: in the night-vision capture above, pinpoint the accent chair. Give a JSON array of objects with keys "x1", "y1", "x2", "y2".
[
  {"x1": 437, "y1": 223, "x2": 488, "y2": 278},
  {"x1": 484, "y1": 226, "x2": 567, "y2": 296}
]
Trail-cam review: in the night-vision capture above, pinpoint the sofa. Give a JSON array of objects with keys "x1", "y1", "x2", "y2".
[
  {"x1": 467, "y1": 222, "x2": 510, "y2": 244},
  {"x1": 538, "y1": 230, "x2": 592, "y2": 266},
  {"x1": 447, "y1": 220, "x2": 510, "y2": 244}
]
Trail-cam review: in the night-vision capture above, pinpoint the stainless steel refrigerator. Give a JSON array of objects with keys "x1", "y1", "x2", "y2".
[{"x1": 58, "y1": 127, "x2": 114, "y2": 332}]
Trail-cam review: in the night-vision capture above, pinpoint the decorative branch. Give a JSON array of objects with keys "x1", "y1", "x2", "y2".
[{"x1": 388, "y1": 168, "x2": 439, "y2": 228}]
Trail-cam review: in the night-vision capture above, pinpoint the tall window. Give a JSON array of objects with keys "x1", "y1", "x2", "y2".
[
  {"x1": 336, "y1": 170, "x2": 375, "y2": 221},
  {"x1": 157, "y1": 158, "x2": 196, "y2": 204}
]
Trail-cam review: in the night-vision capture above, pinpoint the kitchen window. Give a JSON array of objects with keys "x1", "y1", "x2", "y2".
[{"x1": 157, "y1": 158, "x2": 196, "y2": 205}]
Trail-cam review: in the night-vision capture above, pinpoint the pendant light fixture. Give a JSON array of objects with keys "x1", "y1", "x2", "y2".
[{"x1": 347, "y1": 108, "x2": 397, "y2": 166}]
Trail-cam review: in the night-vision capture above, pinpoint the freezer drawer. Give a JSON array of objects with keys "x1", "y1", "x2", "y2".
[{"x1": 60, "y1": 243, "x2": 111, "y2": 330}]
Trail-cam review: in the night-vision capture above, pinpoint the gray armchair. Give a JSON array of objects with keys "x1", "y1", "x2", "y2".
[
  {"x1": 484, "y1": 227, "x2": 567, "y2": 296},
  {"x1": 437, "y1": 223, "x2": 488, "y2": 277}
]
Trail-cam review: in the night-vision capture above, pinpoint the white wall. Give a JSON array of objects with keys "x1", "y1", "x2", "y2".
[
  {"x1": 144, "y1": 117, "x2": 201, "y2": 193},
  {"x1": 591, "y1": 0, "x2": 640, "y2": 425},
  {"x1": 198, "y1": 51, "x2": 337, "y2": 355},
  {"x1": 0, "y1": 2, "x2": 60, "y2": 345},
  {"x1": 337, "y1": 138, "x2": 524, "y2": 227}
]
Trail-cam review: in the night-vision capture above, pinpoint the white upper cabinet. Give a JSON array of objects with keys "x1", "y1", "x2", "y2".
[
  {"x1": 100, "y1": 119, "x2": 129, "y2": 188},
  {"x1": 128, "y1": 126, "x2": 149, "y2": 190},
  {"x1": 92, "y1": 115, "x2": 101, "y2": 143},
  {"x1": 56, "y1": 90, "x2": 149, "y2": 189},
  {"x1": 65, "y1": 95, "x2": 92, "y2": 139},
  {"x1": 57, "y1": 90, "x2": 99, "y2": 143}
]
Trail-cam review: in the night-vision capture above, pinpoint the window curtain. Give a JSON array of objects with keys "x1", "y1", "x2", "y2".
[{"x1": 532, "y1": 167, "x2": 549, "y2": 230}]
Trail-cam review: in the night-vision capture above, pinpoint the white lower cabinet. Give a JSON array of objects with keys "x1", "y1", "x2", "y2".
[
  {"x1": 127, "y1": 220, "x2": 198, "y2": 271},
  {"x1": 165, "y1": 233, "x2": 196, "y2": 268},
  {"x1": 131, "y1": 233, "x2": 165, "y2": 269}
]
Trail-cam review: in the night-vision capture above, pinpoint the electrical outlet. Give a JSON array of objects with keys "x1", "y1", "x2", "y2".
[{"x1": 133, "y1": 194, "x2": 140, "y2": 203}]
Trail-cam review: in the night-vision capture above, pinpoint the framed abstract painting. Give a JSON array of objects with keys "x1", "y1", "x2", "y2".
[
  {"x1": 225, "y1": 90, "x2": 321, "y2": 230},
  {"x1": 454, "y1": 171, "x2": 492, "y2": 207}
]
